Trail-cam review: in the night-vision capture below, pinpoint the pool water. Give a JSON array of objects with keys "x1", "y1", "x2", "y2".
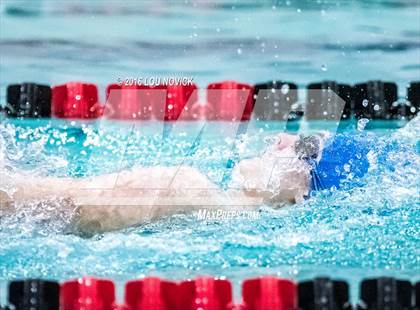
[
  {"x1": 0, "y1": 117, "x2": 419, "y2": 302},
  {"x1": 0, "y1": 0, "x2": 419, "y2": 303}
]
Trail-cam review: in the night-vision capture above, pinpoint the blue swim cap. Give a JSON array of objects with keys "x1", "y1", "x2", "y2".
[{"x1": 310, "y1": 133, "x2": 372, "y2": 191}]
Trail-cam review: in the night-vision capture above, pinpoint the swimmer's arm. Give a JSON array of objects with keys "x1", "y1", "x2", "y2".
[{"x1": 5, "y1": 167, "x2": 262, "y2": 233}]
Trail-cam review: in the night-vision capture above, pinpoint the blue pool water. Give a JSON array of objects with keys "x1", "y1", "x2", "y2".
[
  {"x1": 0, "y1": 0, "x2": 420, "y2": 303},
  {"x1": 0, "y1": 0, "x2": 419, "y2": 99}
]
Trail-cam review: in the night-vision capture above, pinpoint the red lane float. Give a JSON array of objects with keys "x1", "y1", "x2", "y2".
[
  {"x1": 242, "y1": 277, "x2": 296, "y2": 310},
  {"x1": 125, "y1": 277, "x2": 178, "y2": 310},
  {"x1": 52, "y1": 82, "x2": 102, "y2": 119},
  {"x1": 105, "y1": 84, "x2": 165, "y2": 120},
  {"x1": 178, "y1": 277, "x2": 233, "y2": 310},
  {"x1": 61, "y1": 277, "x2": 116, "y2": 310},
  {"x1": 206, "y1": 81, "x2": 254, "y2": 121},
  {"x1": 105, "y1": 84, "x2": 199, "y2": 120},
  {"x1": 165, "y1": 84, "x2": 199, "y2": 121}
]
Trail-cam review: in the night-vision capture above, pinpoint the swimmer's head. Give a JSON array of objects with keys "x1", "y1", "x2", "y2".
[{"x1": 230, "y1": 133, "x2": 313, "y2": 204}]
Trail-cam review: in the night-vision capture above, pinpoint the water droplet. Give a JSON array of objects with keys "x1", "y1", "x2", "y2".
[
  {"x1": 374, "y1": 104, "x2": 380, "y2": 111},
  {"x1": 237, "y1": 48, "x2": 242, "y2": 55},
  {"x1": 357, "y1": 118, "x2": 369, "y2": 131},
  {"x1": 344, "y1": 164, "x2": 351, "y2": 172},
  {"x1": 281, "y1": 84, "x2": 290, "y2": 94},
  {"x1": 321, "y1": 64, "x2": 328, "y2": 71},
  {"x1": 362, "y1": 99, "x2": 369, "y2": 107}
]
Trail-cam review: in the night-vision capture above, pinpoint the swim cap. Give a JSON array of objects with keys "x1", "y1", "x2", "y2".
[{"x1": 310, "y1": 133, "x2": 372, "y2": 191}]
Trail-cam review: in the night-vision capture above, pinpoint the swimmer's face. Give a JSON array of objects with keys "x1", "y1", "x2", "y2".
[
  {"x1": 270, "y1": 133, "x2": 312, "y2": 202},
  {"x1": 231, "y1": 133, "x2": 311, "y2": 204}
]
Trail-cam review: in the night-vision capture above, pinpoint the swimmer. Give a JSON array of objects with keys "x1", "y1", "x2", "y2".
[{"x1": 0, "y1": 130, "x2": 381, "y2": 234}]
